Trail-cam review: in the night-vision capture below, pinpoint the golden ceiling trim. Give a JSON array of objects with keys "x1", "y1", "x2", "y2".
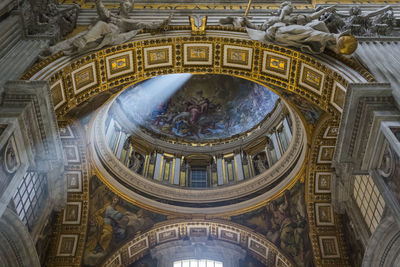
[
  {"x1": 304, "y1": 114, "x2": 349, "y2": 266},
  {"x1": 101, "y1": 219, "x2": 295, "y2": 267},
  {"x1": 21, "y1": 32, "x2": 373, "y2": 121},
  {"x1": 129, "y1": 135, "x2": 154, "y2": 154},
  {"x1": 46, "y1": 119, "x2": 90, "y2": 267},
  {"x1": 185, "y1": 154, "x2": 213, "y2": 165},
  {"x1": 28, "y1": 31, "x2": 365, "y2": 266},
  {"x1": 89, "y1": 100, "x2": 307, "y2": 215},
  {"x1": 243, "y1": 136, "x2": 268, "y2": 155}
]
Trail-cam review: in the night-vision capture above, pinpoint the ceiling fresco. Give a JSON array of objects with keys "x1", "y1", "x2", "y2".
[
  {"x1": 232, "y1": 182, "x2": 313, "y2": 267},
  {"x1": 118, "y1": 74, "x2": 279, "y2": 141},
  {"x1": 84, "y1": 175, "x2": 167, "y2": 266}
]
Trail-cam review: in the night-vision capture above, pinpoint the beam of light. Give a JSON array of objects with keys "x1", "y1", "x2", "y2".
[{"x1": 119, "y1": 73, "x2": 192, "y2": 125}]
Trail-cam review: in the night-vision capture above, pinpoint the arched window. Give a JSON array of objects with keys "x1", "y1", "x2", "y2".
[{"x1": 173, "y1": 259, "x2": 223, "y2": 267}]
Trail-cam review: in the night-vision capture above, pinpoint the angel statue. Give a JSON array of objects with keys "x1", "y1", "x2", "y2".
[
  {"x1": 319, "y1": 5, "x2": 394, "y2": 36},
  {"x1": 220, "y1": 2, "x2": 357, "y2": 55},
  {"x1": 41, "y1": 0, "x2": 172, "y2": 57}
]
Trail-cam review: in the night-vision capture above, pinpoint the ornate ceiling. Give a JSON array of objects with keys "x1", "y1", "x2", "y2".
[
  {"x1": 22, "y1": 15, "x2": 376, "y2": 267},
  {"x1": 116, "y1": 74, "x2": 279, "y2": 141}
]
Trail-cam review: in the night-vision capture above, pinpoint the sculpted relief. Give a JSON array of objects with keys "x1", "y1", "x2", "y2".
[
  {"x1": 220, "y1": 2, "x2": 395, "y2": 55},
  {"x1": 38, "y1": 0, "x2": 397, "y2": 58},
  {"x1": 22, "y1": 0, "x2": 79, "y2": 40},
  {"x1": 0, "y1": 134, "x2": 21, "y2": 198},
  {"x1": 42, "y1": 0, "x2": 171, "y2": 57}
]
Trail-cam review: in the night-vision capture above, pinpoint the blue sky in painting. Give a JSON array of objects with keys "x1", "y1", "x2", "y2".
[{"x1": 118, "y1": 74, "x2": 279, "y2": 140}]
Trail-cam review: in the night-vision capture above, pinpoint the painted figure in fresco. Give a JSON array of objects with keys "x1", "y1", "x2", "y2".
[
  {"x1": 103, "y1": 196, "x2": 129, "y2": 241},
  {"x1": 265, "y1": 190, "x2": 307, "y2": 263},
  {"x1": 84, "y1": 192, "x2": 155, "y2": 266},
  {"x1": 280, "y1": 91, "x2": 323, "y2": 126},
  {"x1": 186, "y1": 91, "x2": 210, "y2": 125},
  {"x1": 120, "y1": 75, "x2": 279, "y2": 140},
  {"x1": 237, "y1": 183, "x2": 312, "y2": 266},
  {"x1": 151, "y1": 101, "x2": 170, "y2": 126},
  {"x1": 42, "y1": 0, "x2": 171, "y2": 56},
  {"x1": 169, "y1": 90, "x2": 213, "y2": 137}
]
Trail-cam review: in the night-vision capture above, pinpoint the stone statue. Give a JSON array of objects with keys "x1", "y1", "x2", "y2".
[
  {"x1": 128, "y1": 152, "x2": 143, "y2": 173},
  {"x1": 345, "y1": 5, "x2": 392, "y2": 35},
  {"x1": 122, "y1": 136, "x2": 131, "y2": 150},
  {"x1": 242, "y1": 2, "x2": 337, "y2": 31},
  {"x1": 318, "y1": 8, "x2": 346, "y2": 33},
  {"x1": 254, "y1": 155, "x2": 267, "y2": 173},
  {"x1": 319, "y1": 5, "x2": 394, "y2": 36},
  {"x1": 371, "y1": 7, "x2": 395, "y2": 35},
  {"x1": 220, "y1": 2, "x2": 355, "y2": 55},
  {"x1": 22, "y1": 0, "x2": 79, "y2": 39},
  {"x1": 41, "y1": 0, "x2": 171, "y2": 57}
]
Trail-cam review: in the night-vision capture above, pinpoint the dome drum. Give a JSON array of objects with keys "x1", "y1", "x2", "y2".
[{"x1": 89, "y1": 81, "x2": 307, "y2": 214}]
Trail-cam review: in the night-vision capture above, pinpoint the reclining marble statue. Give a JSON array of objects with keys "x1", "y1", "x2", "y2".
[
  {"x1": 220, "y1": 2, "x2": 358, "y2": 55},
  {"x1": 41, "y1": 0, "x2": 171, "y2": 57}
]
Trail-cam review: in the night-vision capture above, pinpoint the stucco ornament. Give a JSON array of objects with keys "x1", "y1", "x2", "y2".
[
  {"x1": 41, "y1": 0, "x2": 171, "y2": 57},
  {"x1": 220, "y1": 2, "x2": 357, "y2": 55}
]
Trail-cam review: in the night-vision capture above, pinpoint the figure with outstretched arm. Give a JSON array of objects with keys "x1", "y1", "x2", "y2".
[
  {"x1": 221, "y1": 2, "x2": 357, "y2": 55},
  {"x1": 41, "y1": 0, "x2": 172, "y2": 57},
  {"x1": 72, "y1": 0, "x2": 171, "y2": 50}
]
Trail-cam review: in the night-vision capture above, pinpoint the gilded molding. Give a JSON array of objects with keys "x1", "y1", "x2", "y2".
[
  {"x1": 25, "y1": 31, "x2": 370, "y2": 266},
  {"x1": 305, "y1": 115, "x2": 350, "y2": 266},
  {"x1": 22, "y1": 31, "x2": 372, "y2": 120},
  {"x1": 101, "y1": 219, "x2": 295, "y2": 267},
  {"x1": 89, "y1": 100, "x2": 307, "y2": 215}
]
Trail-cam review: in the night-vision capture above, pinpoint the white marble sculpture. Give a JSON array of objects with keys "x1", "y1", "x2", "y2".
[
  {"x1": 220, "y1": 2, "x2": 355, "y2": 55},
  {"x1": 41, "y1": 0, "x2": 171, "y2": 57}
]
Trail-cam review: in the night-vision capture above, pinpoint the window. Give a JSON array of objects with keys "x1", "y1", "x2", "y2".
[
  {"x1": 173, "y1": 260, "x2": 223, "y2": 267},
  {"x1": 191, "y1": 168, "x2": 207, "y2": 188},
  {"x1": 13, "y1": 171, "x2": 48, "y2": 231},
  {"x1": 353, "y1": 174, "x2": 385, "y2": 233}
]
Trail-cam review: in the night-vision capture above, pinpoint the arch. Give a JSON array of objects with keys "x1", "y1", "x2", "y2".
[
  {"x1": 0, "y1": 208, "x2": 40, "y2": 267},
  {"x1": 362, "y1": 215, "x2": 400, "y2": 267},
  {"x1": 22, "y1": 30, "x2": 372, "y2": 119},
  {"x1": 101, "y1": 219, "x2": 295, "y2": 267},
  {"x1": 23, "y1": 29, "x2": 375, "y2": 267},
  {"x1": 151, "y1": 240, "x2": 246, "y2": 267}
]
